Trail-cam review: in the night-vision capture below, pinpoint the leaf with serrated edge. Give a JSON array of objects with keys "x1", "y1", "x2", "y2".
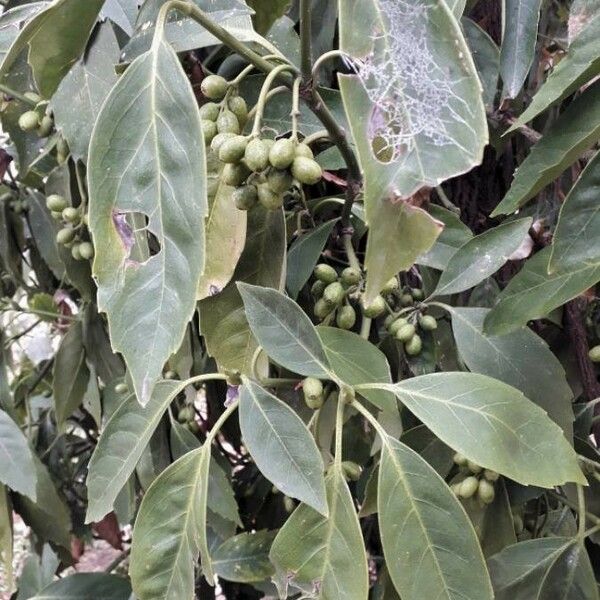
[
  {"x1": 270, "y1": 465, "x2": 368, "y2": 599},
  {"x1": 361, "y1": 372, "x2": 585, "y2": 486},
  {"x1": 88, "y1": 29, "x2": 207, "y2": 405},
  {"x1": 432, "y1": 218, "x2": 531, "y2": 297},
  {"x1": 239, "y1": 379, "x2": 327, "y2": 515},
  {"x1": 378, "y1": 434, "x2": 493, "y2": 600},
  {"x1": 238, "y1": 283, "x2": 331, "y2": 378}
]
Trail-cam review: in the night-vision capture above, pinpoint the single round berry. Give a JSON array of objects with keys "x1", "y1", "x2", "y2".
[
  {"x1": 411, "y1": 288, "x2": 425, "y2": 301},
  {"x1": 314, "y1": 298, "x2": 333, "y2": 319},
  {"x1": 291, "y1": 156, "x2": 322, "y2": 185},
  {"x1": 46, "y1": 194, "x2": 67, "y2": 212},
  {"x1": 233, "y1": 184, "x2": 258, "y2": 211},
  {"x1": 311, "y1": 280, "x2": 327, "y2": 298},
  {"x1": 341, "y1": 461, "x2": 362, "y2": 481},
  {"x1": 458, "y1": 476, "x2": 479, "y2": 499},
  {"x1": 216, "y1": 110, "x2": 240, "y2": 134},
  {"x1": 314, "y1": 263, "x2": 338, "y2": 284},
  {"x1": 405, "y1": 334, "x2": 422, "y2": 356},
  {"x1": 336, "y1": 305, "x2": 356, "y2": 330},
  {"x1": 56, "y1": 227, "x2": 75, "y2": 245},
  {"x1": 323, "y1": 281, "x2": 345, "y2": 306},
  {"x1": 381, "y1": 277, "x2": 399, "y2": 294},
  {"x1": 395, "y1": 323, "x2": 416, "y2": 342},
  {"x1": 18, "y1": 110, "x2": 40, "y2": 132},
  {"x1": 588, "y1": 345, "x2": 600, "y2": 363},
  {"x1": 37, "y1": 114, "x2": 53, "y2": 138},
  {"x1": 483, "y1": 469, "x2": 499, "y2": 482},
  {"x1": 453, "y1": 452, "x2": 468, "y2": 466},
  {"x1": 201, "y1": 119, "x2": 218, "y2": 144},
  {"x1": 418, "y1": 315, "x2": 438, "y2": 331},
  {"x1": 361, "y1": 295, "x2": 386, "y2": 318},
  {"x1": 389, "y1": 317, "x2": 409, "y2": 336},
  {"x1": 269, "y1": 138, "x2": 295, "y2": 169},
  {"x1": 257, "y1": 183, "x2": 283, "y2": 210},
  {"x1": 303, "y1": 377, "x2": 324, "y2": 409},
  {"x1": 200, "y1": 75, "x2": 229, "y2": 100},
  {"x1": 228, "y1": 95, "x2": 248, "y2": 127},
  {"x1": 78, "y1": 242, "x2": 94, "y2": 260},
  {"x1": 400, "y1": 293, "x2": 414, "y2": 307},
  {"x1": 477, "y1": 479, "x2": 495, "y2": 504},
  {"x1": 61, "y1": 207, "x2": 79, "y2": 223},
  {"x1": 199, "y1": 102, "x2": 221, "y2": 121},
  {"x1": 219, "y1": 135, "x2": 248, "y2": 164},
  {"x1": 71, "y1": 243, "x2": 82, "y2": 261},
  {"x1": 244, "y1": 138, "x2": 270, "y2": 172},
  {"x1": 210, "y1": 132, "x2": 236, "y2": 154},
  {"x1": 340, "y1": 267, "x2": 361, "y2": 286},
  {"x1": 115, "y1": 382, "x2": 129, "y2": 394}
]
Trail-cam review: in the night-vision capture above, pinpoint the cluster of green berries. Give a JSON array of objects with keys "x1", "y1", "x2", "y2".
[
  {"x1": 200, "y1": 74, "x2": 323, "y2": 212},
  {"x1": 589, "y1": 345, "x2": 600, "y2": 362},
  {"x1": 384, "y1": 309, "x2": 436, "y2": 357},
  {"x1": 311, "y1": 263, "x2": 360, "y2": 329},
  {"x1": 18, "y1": 92, "x2": 55, "y2": 138},
  {"x1": 451, "y1": 452, "x2": 498, "y2": 505},
  {"x1": 177, "y1": 404, "x2": 200, "y2": 434},
  {"x1": 46, "y1": 193, "x2": 93, "y2": 261}
]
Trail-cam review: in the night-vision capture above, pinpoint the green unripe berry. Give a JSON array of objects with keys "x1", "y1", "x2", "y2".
[
  {"x1": 340, "y1": 267, "x2": 361, "y2": 286},
  {"x1": 411, "y1": 288, "x2": 424, "y2": 300},
  {"x1": 303, "y1": 377, "x2": 324, "y2": 409},
  {"x1": 56, "y1": 227, "x2": 75, "y2": 245},
  {"x1": 267, "y1": 168, "x2": 293, "y2": 194},
  {"x1": 200, "y1": 75, "x2": 229, "y2": 100},
  {"x1": 314, "y1": 263, "x2": 338, "y2": 284},
  {"x1": 71, "y1": 243, "x2": 82, "y2": 261},
  {"x1": 78, "y1": 242, "x2": 94, "y2": 260},
  {"x1": 178, "y1": 405, "x2": 195, "y2": 423},
  {"x1": 37, "y1": 114, "x2": 53, "y2": 137},
  {"x1": 458, "y1": 476, "x2": 479, "y2": 499},
  {"x1": 388, "y1": 317, "x2": 408, "y2": 336},
  {"x1": 233, "y1": 185, "x2": 258, "y2": 211},
  {"x1": 336, "y1": 305, "x2": 356, "y2": 330},
  {"x1": 395, "y1": 323, "x2": 416, "y2": 342},
  {"x1": 311, "y1": 280, "x2": 327, "y2": 298},
  {"x1": 216, "y1": 110, "x2": 240, "y2": 134},
  {"x1": 588, "y1": 345, "x2": 600, "y2": 362},
  {"x1": 201, "y1": 119, "x2": 218, "y2": 144},
  {"x1": 361, "y1": 295, "x2": 386, "y2": 318},
  {"x1": 467, "y1": 460, "x2": 482, "y2": 474},
  {"x1": 228, "y1": 95, "x2": 248, "y2": 127},
  {"x1": 291, "y1": 156, "x2": 322, "y2": 185},
  {"x1": 115, "y1": 382, "x2": 129, "y2": 394},
  {"x1": 19, "y1": 110, "x2": 40, "y2": 132},
  {"x1": 341, "y1": 461, "x2": 362, "y2": 481},
  {"x1": 51, "y1": 211, "x2": 63, "y2": 220},
  {"x1": 283, "y1": 496, "x2": 295, "y2": 512},
  {"x1": 219, "y1": 135, "x2": 248, "y2": 164},
  {"x1": 199, "y1": 102, "x2": 220, "y2": 121},
  {"x1": 483, "y1": 469, "x2": 499, "y2": 482},
  {"x1": 381, "y1": 277, "x2": 399, "y2": 294},
  {"x1": 62, "y1": 207, "x2": 79, "y2": 223},
  {"x1": 451, "y1": 483, "x2": 462, "y2": 495},
  {"x1": 257, "y1": 183, "x2": 283, "y2": 210},
  {"x1": 314, "y1": 298, "x2": 333, "y2": 319},
  {"x1": 244, "y1": 138, "x2": 270, "y2": 172},
  {"x1": 211, "y1": 132, "x2": 236, "y2": 153},
  {"x1": 24, "y1": 91, "x2": 41, "y2": 104},
  {"x1": 418, "y1": 315, "x2": 438, "y2": 331},
  {"x1": 46, "y1": 194, "x2": 67, "y2": 212},
  {"x1": 269, "y1": 138, "x2": 295, "y2": 169},
  {"x1": 405, "y1": 334, "x2": 422, "y2": 356},
  {"x1": 453, "y1": 452, "x2": 468, "y2": 466},
  {"x1": 323, "y1": 281, "x2": 345, "y2": 306},
  {"x1": 400, "y1": 293, "x2": 414, "y2": 306},
  {"x1": 221, "y1": 162, "x2": 250, "y2": 187},
  {"x1": 295, "y1": 143, "x2": 314, "y2": 159},
  {"x1": 477, "y1": 479, "x2": 495, "y2": 504}
]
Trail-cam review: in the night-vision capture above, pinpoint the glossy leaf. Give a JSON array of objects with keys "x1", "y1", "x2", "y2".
[
  {"x1": 199, "y1": 206, "x2": 285, "y2": 376},
  {"x1": 239, "y1": 379, "x2": 327, "y2": 515},
  {"x1": 286, "y1": 219, "x2": 337, "y2": 299},
  {"x1": 270, "y1": 465, "x2": 369, "y2": 599},
  {"x1": 0, "y1": 409, "x2": 37, "y2": 500},
  {"x1": 487, "y1": 538, "x2": 599, "y2": 600},
  {"x1": 238, "y1": 283, "x2": 331, "y2": 378},
  {"x1": 318, "y1": 326, "x2": 395, "y2": 411},
  {"x1": 52, "y1": 321, "x2": 90, "y2": 430},
  {"x1": 366, "y1": 372, "x2": 585, "y2": 486},
  {"x1": 130, "y1": 444, "x2": 213, "y2": 599},
  {"x1": 378, "y1": 434, "x2": 493, "y2": 600},
  {"x1": 51, "y1": 23, "x2": 120, "y2": 161},
  {"x1": 449, "y1": 307, "x2": 574, "y2": 436},
  {"x1": 549, "y1": 150, "x2": 600, "y2": 272},
  {"x1": 29, "y1": 573, "x2": 131, "y2": 600},
  {"x1": 484, "y1": 247, "x2": 600, "y2": 335},
  {"x1": 432, "y1": 218, "x2": 531, "y2": 297},
  {"x1": 492, "y1": 82, "x2": 600, "y2": 216},
  {"x1": 86, "y1": 380, "x2": 181, "y2": 524},
  {"x1": 500, "y1": 0, "x2": 542, "y2": 98},
  {"x1": 511, "y1": 12, "x2": 600, "y2": 127},
  {"x1": 88, "y1": 27, "x2": 208, "y2": 405},
  {"x1": 0, "y1": 0, "x2": 105, "y2": 98},
  {"x1": 213, "y1": 530, "x2": 276, "y2": 583}
]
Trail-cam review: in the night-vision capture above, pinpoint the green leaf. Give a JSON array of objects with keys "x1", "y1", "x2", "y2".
[
  {"x1": 378, "y1": 434, "x2": 493, "y2": 600},
  {"x1": 500, "y1": 0, "x2": 543, "y2": 98},
  {"x1": 338, "y1": 0, "x2": 487, "y2": 200},
  {"x1": 401, "y1": 425, "x2": 455, "y2": 477},
  {"x1": 432, "y1": 218, "x2": 532, "y2": 297},
  {"x1": 511, "y1": 12, "x2": 600, "y2": 127},
  {"x1": 487, "y1": 538, "x2": 599, "y2": 600},
  {"x1": 247, "y1": 0, "x2": 291, "y2": 34},
  {"x1": 130, "y1": 444, "x2": 214, "y2": 598},
  {"x1": 197, "y1": 159, "x2": 247, "y2": 300},
  {"x1": 364, "y1": 201, "x2": 443, "y2": 304},
  {"x1": 0, "y1": 4, "x2": 48, "y2": 63},
  {"x1": 0, "y1": 409, "x2": 37, "y2": 500},
  {"x1": 86, "y1": 380, "x2": 182, "y2": 524},
  {"x1": 318, "y1": 326, "x2": 395, "y2": 411},
  {"x1": 449, "y1": 307, "x2": 574, "y2": 436},
  {"x1": 88, "y1": 28, "x2": 208, "y2": 405},
  {"x1": 238, "y1": 284, "x2": 331, "y2": 378},
  {"x1": 51, "y1": 23, "x2": 120, "y2": 162},
  {"x1": 213, "y1": 530, "x2": 276, "y2": 583},
  {"x1": 29, "y1": 573, "x2": 131, "y2": 600},
  {"x1": 492, "y1": 82, "x2": 600, "y2": 216},
  {"x1": 286, "y1": 219, "x2": 337, "y2": 299},
  {"x1": 269, "y1": 465, "x2": 369, "y2": 599},
  {"x1": 0, "y1": 0, "x2": 105, "y2": 98},
  {"x1": 101, "y1": 0, "x2": 138, "y2": 35},
  {"x1": 368, "y1": 372, "x2": 585, "y2": 486},
  {"x1": 549, "y1": 150, "x2": 600, "y2": 272},
  {"x1": 0, "y1": 484, "x2": 12, "y2": 591},
  {"x1": 484, "y1": 247, "x2": 600, "y2": 335},
  {"x1": 52, "y1": 321, "x2": 90, "y2": 431},
  {"x1": 15, "y1": 544, "x2": 59, "y2": 600},
  {"x1": 239, "y1": 379, "x2": 327, "y2": 515},
  {"x1": 417, "y1": 205, "x2": 474, "y2": 270},
  {"x1": 199, "y1": 205, "x2": 285, "y2": 376}
]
